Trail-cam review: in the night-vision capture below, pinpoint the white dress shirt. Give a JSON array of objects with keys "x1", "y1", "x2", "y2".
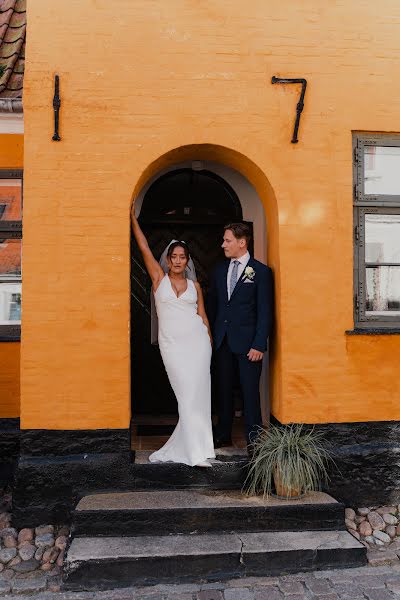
[{"x1": 227, "y1": 251, "x2": 250, "y2": 299}]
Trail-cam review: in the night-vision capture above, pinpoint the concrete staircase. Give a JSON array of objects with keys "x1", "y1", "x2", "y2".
[{"x1": 63, "y1": 452, "x2": 367, "y2": 591}]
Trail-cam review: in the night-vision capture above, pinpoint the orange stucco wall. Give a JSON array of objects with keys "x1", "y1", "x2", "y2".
[
  {"x1": 21, "y1": 1, "x2": 400, "y2": 429},
  {"x1": 0, "y1": 342, "x2": 20, "y2": 418},
  {"x1": 0, "y1": 133, "x2": 23, "y2": 418},
  {"x1": 0, "y1": 135, "x2": 23, "y2": 168}
]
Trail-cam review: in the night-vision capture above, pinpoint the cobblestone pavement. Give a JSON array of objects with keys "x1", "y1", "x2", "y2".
[{"x1": 2, "y1": 564, "x2": 400, "y2": 599}]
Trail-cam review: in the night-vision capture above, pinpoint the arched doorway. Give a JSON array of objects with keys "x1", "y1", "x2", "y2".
[
  {"x1": 131, "y1": 167, "x2": 255, "y2": 429},
  {"x1": 130, "y1": 145, "x2": 280, "y2": 449}
]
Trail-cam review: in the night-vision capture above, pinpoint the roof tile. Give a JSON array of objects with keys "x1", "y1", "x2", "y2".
[
  {"x1": 0, "y1": 10, "x2": 12, "y2": 29},
  {"x1": 0, "y1": 1, "x2": 17, "y2": 13}
]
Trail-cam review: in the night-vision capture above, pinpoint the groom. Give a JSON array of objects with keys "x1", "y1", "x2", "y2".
[{"x1": 207, "y1": 223, "x2": 274, "y2": 451}]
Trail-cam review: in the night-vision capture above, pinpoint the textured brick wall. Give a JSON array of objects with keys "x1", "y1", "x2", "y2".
[{"x1": 21, "y1": 0, "x2": 400, "y2": 428}]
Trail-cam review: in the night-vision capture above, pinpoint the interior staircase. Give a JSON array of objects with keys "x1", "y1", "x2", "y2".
[{"x1": 62, "y1": 450, "x2": 367, "y2": 592}]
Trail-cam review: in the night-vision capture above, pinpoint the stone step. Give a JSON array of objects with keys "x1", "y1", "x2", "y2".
[
  {"x1": 73, "y1": 489, "x2": 345, "y2": 537},
  {"x1": 130, "y1": 450, "x2": 248, "y2": 490},
  {"x1": 63, "y1": 530, "x2": 367, "y2": 591}
]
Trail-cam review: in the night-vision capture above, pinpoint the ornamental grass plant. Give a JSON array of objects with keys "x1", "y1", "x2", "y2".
[{"x1": 244, "y1": 424, "x2": 333, "y2": 499}]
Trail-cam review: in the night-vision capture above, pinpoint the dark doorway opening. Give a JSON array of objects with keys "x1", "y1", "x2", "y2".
[{"x1": 131, "y1": 168, "x2": 252, "y2": 445}]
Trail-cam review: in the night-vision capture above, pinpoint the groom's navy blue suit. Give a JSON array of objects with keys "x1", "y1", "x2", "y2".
[{"x1": 207, "y1": 256, "x2": 274, "y2": 444}]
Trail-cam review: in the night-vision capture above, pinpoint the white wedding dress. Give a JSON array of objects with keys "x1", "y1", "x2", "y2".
[{"x1": 149, "y1": 274, "x2": 216, "y2": 466}]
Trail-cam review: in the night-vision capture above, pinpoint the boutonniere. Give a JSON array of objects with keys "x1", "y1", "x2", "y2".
[{"x1": 244, "y1": 266, "x2": 255, "y2": 280}]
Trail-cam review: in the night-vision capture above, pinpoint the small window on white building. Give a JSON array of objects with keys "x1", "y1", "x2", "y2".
[{"x1": 0, "y1": 170, "x2": 22, "y2": 340}]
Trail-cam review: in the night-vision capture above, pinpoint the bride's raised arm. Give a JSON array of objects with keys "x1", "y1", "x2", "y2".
[{"x1": 131, "y1": 202, "x2": 164, "y2": 289}]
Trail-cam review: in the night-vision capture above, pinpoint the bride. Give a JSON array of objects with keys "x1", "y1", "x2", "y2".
[{"x1": 131, "y1": 202, "x2": 215, "y2": 468}]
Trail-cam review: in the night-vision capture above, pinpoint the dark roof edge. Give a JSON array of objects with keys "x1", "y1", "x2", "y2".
[{"x1": 0, "y1": 98, "x2": 22, "y2": 113}]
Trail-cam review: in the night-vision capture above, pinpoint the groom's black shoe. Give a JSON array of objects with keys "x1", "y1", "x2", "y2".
[{"x1": 213, "y1": 436, "x2": 233, "y2": 449}]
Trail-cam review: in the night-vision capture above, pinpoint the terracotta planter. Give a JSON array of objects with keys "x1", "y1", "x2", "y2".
[{"x1": 273, "y1": 468, "x2": 302, "y2": 499}]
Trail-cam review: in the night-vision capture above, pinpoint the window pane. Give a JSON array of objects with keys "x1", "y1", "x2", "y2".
[
  {"x1": 0, "y1": 283, "x2": 21, "y2": 324},
  {"x1": 366, "y1": 266, "x2": 400, "y2": 315},
  {"x1": 140, "y1": 169, "x2": 241, "y2": 223},
  {"x1": 0, "y1": 238, "x2": 21, "y2": 325},
  {"x1": 365, "y1": 214, "x2": 400, "y2": 263},
  {"x1": 364, "y1": 146, "x2": 400, "y2": 195},
  {"x1": 0, "y1": 178, "x2": 21, "y2": 221},
  {"x1": 0, "y1": 238, "x2": 21, "y2": 277}
]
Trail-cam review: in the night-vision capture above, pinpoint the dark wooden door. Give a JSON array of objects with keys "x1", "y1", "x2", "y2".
[{"x1": 130, "y1": 168, "x2": 252, "y2": 416}]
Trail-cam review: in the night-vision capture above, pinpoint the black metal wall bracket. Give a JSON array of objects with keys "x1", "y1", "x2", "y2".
[
  {"x1": 52, "y1": 74, "x2": 61, "y2": 141},
  {"x1": 271, "y1": 76, "x2": 307, "y2": 143}
]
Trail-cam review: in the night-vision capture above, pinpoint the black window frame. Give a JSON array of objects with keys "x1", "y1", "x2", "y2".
[
  {"x1": 0, "y1": 169, "x2": 23, "y2": 341},
  {"x1": 353, "y1": 134, "x2": 400, "y2": 329}
]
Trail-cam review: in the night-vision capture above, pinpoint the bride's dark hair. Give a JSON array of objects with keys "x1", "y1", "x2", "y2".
[{"x1": 167, "y1": 241, "x2": 190, "y2": 260}]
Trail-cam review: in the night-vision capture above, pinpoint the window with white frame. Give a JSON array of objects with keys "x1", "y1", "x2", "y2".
[
  {"x1": 0, "y1": 170, "x2": 22, "y2": 340},
  {"x1": 353, "y1": 135, "x2": 400, "y2": 329}
]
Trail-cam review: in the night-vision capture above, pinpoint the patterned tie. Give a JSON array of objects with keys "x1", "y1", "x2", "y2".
[{"x1": 229, "y1": 260, "x2": 240, "y2": 299}]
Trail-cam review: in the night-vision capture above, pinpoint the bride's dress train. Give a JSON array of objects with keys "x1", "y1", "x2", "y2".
[{"x1": 149, "y1": 274, "x2": 215, "y2": 467}]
